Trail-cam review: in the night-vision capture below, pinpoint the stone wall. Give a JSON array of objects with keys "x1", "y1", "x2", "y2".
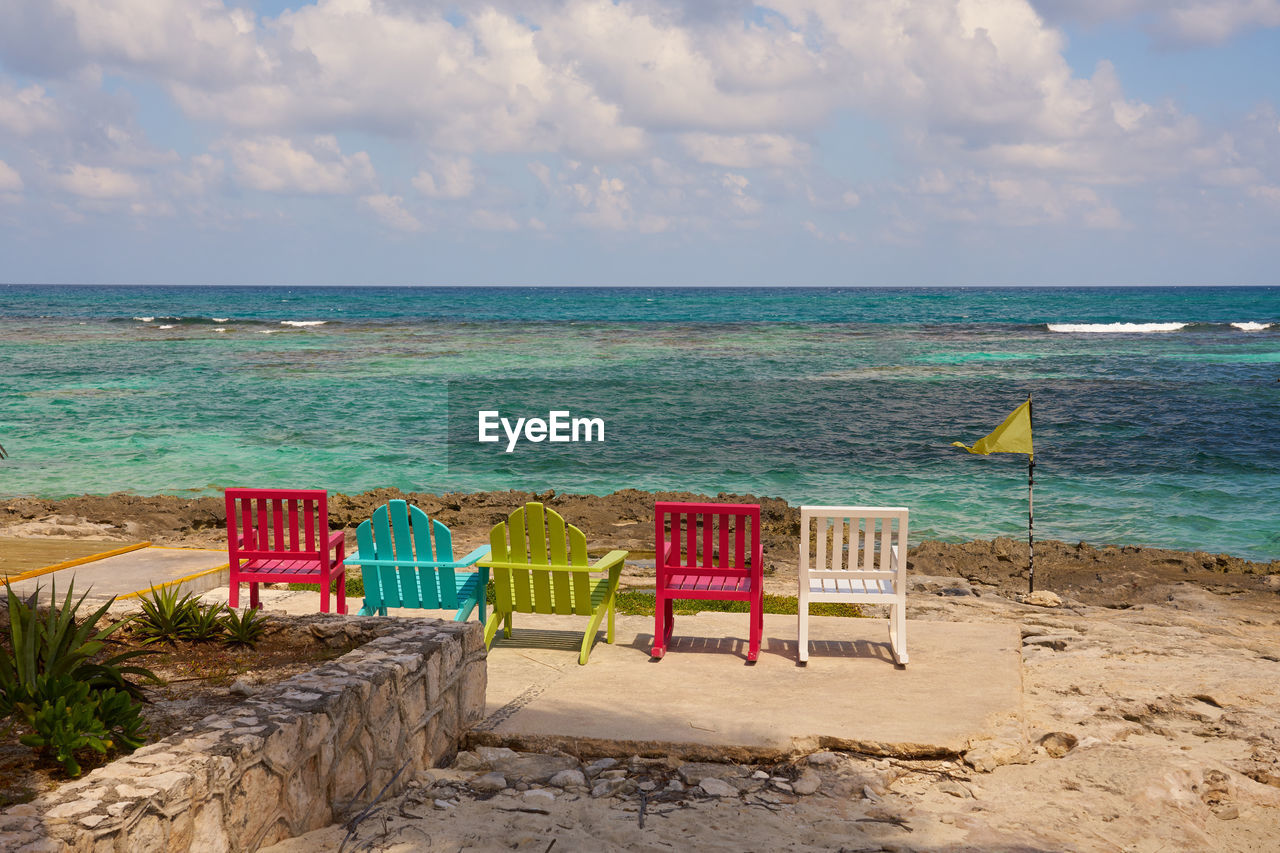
[{"x1": 0, "y1": 618, "x2": 486, "y2": 852}]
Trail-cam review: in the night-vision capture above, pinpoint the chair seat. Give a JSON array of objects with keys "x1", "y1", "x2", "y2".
[
  {"x1": 807, "y1": 578, "x2": 897, "y2": 596},
  {"x1": 664, "y1": 573, "x2": 753, "y2": 594},
  {"x1": 236, "y1": 557, "x2": 336, "y2": 577},
  {"x1": 361, "y1": 568, "x2": 483, "y2": 614}
]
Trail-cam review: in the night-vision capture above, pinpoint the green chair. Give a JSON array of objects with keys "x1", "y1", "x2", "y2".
[{"x1": 479, "y1": 502, "x2": 627, "y2": 665}]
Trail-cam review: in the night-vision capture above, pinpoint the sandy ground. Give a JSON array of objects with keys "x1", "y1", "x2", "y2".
[
  {"x1": 256, "y1": 580, "x2": 1280, "y2": 853},
  {"x1": 4, "y1": 489, "x2": 1280, "y2": 850}
]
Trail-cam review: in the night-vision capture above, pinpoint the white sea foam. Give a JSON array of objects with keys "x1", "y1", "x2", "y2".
[
  {"x1": 213, "y1": 327, "x2": 228, "y2": 333},
  {"x1": 135, "y1": 316, "x2": 155, "y2": 322},
  {"x1": 1047, "y1": 322, "x2": 1187, "y2": 333},
  {"x1": 280, "y1": 320, "x2": 327, "y2": 327},
  {"x1": 158, "y1": 324, "x2": 175, "y2": 330},
  {"x1": 212, "y1": 317, "x2": 229, "y2": 323},
  {"x1": 1231, "y1": 321, "x2": 1272, "y2": 331}
]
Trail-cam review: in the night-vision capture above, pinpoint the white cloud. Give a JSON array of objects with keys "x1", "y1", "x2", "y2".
[
  {"x1": 0, "y1": 0, "x2": 268, "y2": 82},
  {"x1": 1032, "y1": 0, "x2": 1280, "y2": 45},
  {"x1": 0, "y1": 0, "x2": 1276, "y2": 249},
  {"x1": 0, "y1": 84, "x2": 61, "y2": 135},
  {"x1": 55, "y1": 164, "x2": 144, "y2": 199},
  {"x1": 361, "y1": 193, "x2": 423, "y2": 232},
  {"x1": 679, "y1": 133, "x2": 808, "y2": 168},
  {"x1": 721, "y1": 172, "x2": 762, "y2": 214},
  {"x1": 413, "y1": 156, "x2": 475, "y2": 200},
  {"x1": 468, "y1": 209, "x2": 521, "y2": 231},
  {"x1": 0, "y1": 160, "x2": 22, "y2": 192},
  {"x1": 221, "y1": 136, "x2": 375, "y2": 195}
]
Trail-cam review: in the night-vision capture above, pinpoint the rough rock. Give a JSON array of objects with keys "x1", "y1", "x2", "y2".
[
  {"x1": 698, "y1": 778, "x2": 738, "y2": 798},
  {"x1": 1039, "y1": 732, "x2": 1078, "y2": 758},
  {"x1": 791, "y1": 769, "x2": 822, "y2": 796}
]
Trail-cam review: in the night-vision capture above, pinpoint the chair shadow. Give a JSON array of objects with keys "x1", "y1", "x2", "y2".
[
  {"x1": 766, "y1": 636, "x2": 900, "y2": 667},
  {"x1": 489, "y1": 627, "x2": 598, "y2": 654},
  {"x1": 628, "y1": 632, "x2": 755, "y2": 663}
]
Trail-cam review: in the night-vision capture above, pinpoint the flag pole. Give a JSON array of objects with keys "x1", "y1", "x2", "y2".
[{"x1": 1027, "y1": 396, "x2": 1035, "y2": 593}]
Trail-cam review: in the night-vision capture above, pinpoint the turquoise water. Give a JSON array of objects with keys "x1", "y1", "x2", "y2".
[{"x1": 2, "y1": 285, "x2": 1277, "y2": 559}]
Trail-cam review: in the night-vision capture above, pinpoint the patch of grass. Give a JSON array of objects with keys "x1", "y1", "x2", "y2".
[
  {"x1": 614, "y1": 590, "x2": 863, "y2": 618},
  {"x1": 287, "y1": 573, "x2": 365, "y2": 598}
]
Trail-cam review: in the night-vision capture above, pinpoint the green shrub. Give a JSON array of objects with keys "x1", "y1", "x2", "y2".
[
  {"x1": 181, "y1": 603, "x2": 227, "y2": 643},
  {"x1": 17, "y1": 675, "x2": 111, "y2": 777},
  {"x1": 0, "y1": 581, "x2": 158, "y2": 701},
  {"x1": 133, "y1": 584, "x2": 203, "y2": 644},
  {"x1": 221, "y1": 607, "x2": 267, "y2": 648},
  {"x1": 1, "y1": 582, "x2": 157, "y2": 777}
]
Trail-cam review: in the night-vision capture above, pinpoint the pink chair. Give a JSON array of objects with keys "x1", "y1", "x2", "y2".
[
  {"x1": 225, "y1": 488, "x2": 346, "y2": 614},
  {"x1": 652, "y1": 501, "x2": 763, "y2": 662}
]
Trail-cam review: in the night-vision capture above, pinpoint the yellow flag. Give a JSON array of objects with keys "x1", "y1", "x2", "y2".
[{"x1": 952, "y1": 398, "x2": 1033, "y2": 458}]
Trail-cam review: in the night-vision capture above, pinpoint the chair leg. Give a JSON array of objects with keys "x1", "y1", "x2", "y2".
[
  {"x1": 664, "y1": 599, "x2": 674, "y2": 642},
  {"x1": 747, "y1": 595, "x2": 761, "y2": 662},
  {"x1": 579, "y1": 598, "x2": 613, "y2": 665},
  {"x1": 483, "y1": 610, "x2": 503, "y2": 650},
  {"x1": 503, "y1": 612, "x2": 512, "y2": 639},
  {"x1": 229, "y1": 578, "x2": 239, "y2": 609},
  {"x1": 337, "y1": 571, "x2": 347, "y2": 615},
  {"x1": 249, "y1": 582, "x2": 260, "y2": 610},
  {"x1": 798, "y1": 599, "x2": 809, "y2": 663},
  {"x1": 891, "y1": 603, "x2": 909, "y2": 666},
  {"x1": 320, "y1": 573, "x2": 330, "y2": 614},
  {"x1": 651, "y1": 592, "x2": 666, "y2": 659},
  {"x1": 607, "y1": 593, "x2": 615, "y2": 644}
]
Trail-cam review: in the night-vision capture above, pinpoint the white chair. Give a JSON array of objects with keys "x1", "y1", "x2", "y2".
[{"x1": 797, "y1": 506, "x2": 909, "y2": 666}]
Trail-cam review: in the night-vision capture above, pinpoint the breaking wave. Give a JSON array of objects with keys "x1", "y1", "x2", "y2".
[{"x1": 1047, "y1": 322, "x2": 1188, "y2": 333}]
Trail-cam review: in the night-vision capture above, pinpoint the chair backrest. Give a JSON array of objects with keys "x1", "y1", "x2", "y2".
[
  {"x1": 654, "y1": 501, "x2": 762, "y2": 580},
  {"x1": 226, "y1": 488, "x2": 329, "y2": 561},
  {"x1": 358, "y1": 500, "x2": 459, "y2": 609},
  {"x1": 488, "y1": 502, "x2": 594, "y2": 616},
  {"x1": 799, "y1": 506, "x2": 908, "y2": 595}
]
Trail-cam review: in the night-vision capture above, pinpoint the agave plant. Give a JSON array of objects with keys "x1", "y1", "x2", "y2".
[
  {"x1": 1, "y1": 581, "x2": 157, "y2": 776},
  {"x1": 220, "y1": 606, "x2": 267, "y2": 648},
  {"x1": 181, "y1": 603, "x2": 228, "y2": 643},
  {"x1": 0, "y1": 580, "x2": 158, "y2": 705},
  {"x1": 133, "y1": 584, "x2": 202, "y2": 644}
]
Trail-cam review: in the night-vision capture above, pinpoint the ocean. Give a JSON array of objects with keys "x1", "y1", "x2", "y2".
[{"x1": 1, "y1": 285, "x2": 1277, "y2": 560}]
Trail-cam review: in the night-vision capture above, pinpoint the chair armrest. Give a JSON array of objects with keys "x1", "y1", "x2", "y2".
[
  {"x1": 479, "y1": 559, "x2": 616, "y2": 573},
  {"x1": 590, "y1": 550, "x2": 628, "y2": 581},
  {"x1": 327, "y1": 530, "x2": 345, "y2": 550},
  {"x1": 658, "y1": 540, "x2": 678, "y2": 565},
  {"x1": 451, "y1": 545, "x2": 492, "y2": 568}
]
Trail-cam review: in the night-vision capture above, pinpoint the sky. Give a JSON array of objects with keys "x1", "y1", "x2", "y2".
[{"x1": 0, "y1": 0, "x2": 1278, "y2": 287}]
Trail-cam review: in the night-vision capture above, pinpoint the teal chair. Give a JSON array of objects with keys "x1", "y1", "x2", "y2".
[{"x1": 344, "y1": 500, "x2": 489, "y2": 622}]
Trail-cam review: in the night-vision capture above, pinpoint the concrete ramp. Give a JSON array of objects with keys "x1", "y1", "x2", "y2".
[
  {"x1": 472, "y1": 612, "x2": 1023, "y2": 761},
  {"x1": 5, "y1": 546, "x2": 229, "y2": 604}
]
